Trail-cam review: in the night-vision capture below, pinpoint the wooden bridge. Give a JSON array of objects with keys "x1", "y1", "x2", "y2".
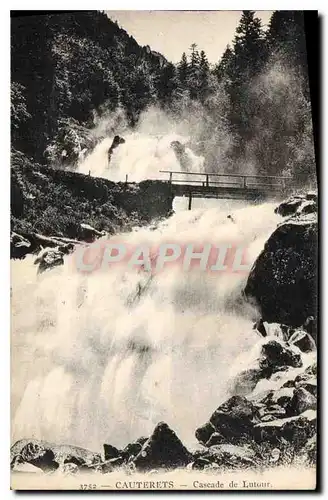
[{"x1": 159, "y1": 170, "x2": 294, "y2": 208}]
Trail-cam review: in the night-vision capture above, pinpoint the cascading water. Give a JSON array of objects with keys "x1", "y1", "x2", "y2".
[
  {"x1": 77, "y1": 132, "x2": 204, "y2": 182},
  {"x1": 11, "y1": 133, "x2": 285, "y2": 453}
]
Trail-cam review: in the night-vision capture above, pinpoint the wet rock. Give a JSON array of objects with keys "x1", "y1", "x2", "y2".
[
  {"x1": 296, "y1": 378, "x2": 317, "y2": 397},
  {"x1": 195, "y1": 422, "x2": 215, "y2": 446},
  {"x1": 259, "y1": 404, "x2": 286, "y2": 421},
  {"x1": 254, "y1": 409, "x2": 316, "y2": 450},
  {"x1": 10, "y1": 232, "x2": 31, "y2": 259},
  {"x1": 299, "y1": 201, "x2": 317, "y2": 215},
  {"x1": 206, "y1": 432, "x2": 226, "y2": 447},
  {"x1": 244, "y1": 211, "x2": 317, "y2": 328},
  {"x1": 19, "y1": 442, "x2": 59, "y2": 472},
  {"x1": 282, "y1": 379, "x2": 295, "y2": 388},
  {"x1": 259, "y1": 340, "x2": 302, "y2": 375},
  {"x1": 78, "y1": 223, "x2": 104, "y2": 242},
  {"x1": 261, "y1": 414, "x2": 280, "y2": 423},
  {"x1": 267, "y1": 387, "x2": 294, "y2": 409},
  {"x1": 274, "y1": 197, "x2": 303, "y2": 217},
  {"x1": 294, "y1": 370, "x2": 315, "y2": 386},
  {"x1": 288, "y1": 329, "x2": 316, "y2": 353},
  {"x1": 208, "y1": 396, "x2": 260, "y2": 444},
  {"x1": 34, "y1": 247, "x2": 64, "y2": 273},
  {"x1": 103, "y1": 443, "x2": 120, "y2": 461},
  {"x1": 133, "y1": 422, "x2": 192, "y2": 471},
  {"x1": 207, "y1": 444, "x2": 259, "y2": 469},
  {"x1": 122, "y1": 442, "x2": 142, "y2": 461},
  {"x1": 287, "y1": 387, "x2": 316, "y2": 416}
]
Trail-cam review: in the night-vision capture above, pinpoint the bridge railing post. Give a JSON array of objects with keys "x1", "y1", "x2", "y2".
[
  {"x1": 243, "y1": 176, "x2": 247, "y2": 188},
  {"x1": 169, "y1": 172, "x2": 173, "y2": 183},
  {"x1": 206, "y1": 174, "x2": 209, "y2": 187}
]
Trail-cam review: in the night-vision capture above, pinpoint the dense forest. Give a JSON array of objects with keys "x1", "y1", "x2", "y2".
[{"x1": 11, "y1": 10, "x2": 316, "y2": 183}]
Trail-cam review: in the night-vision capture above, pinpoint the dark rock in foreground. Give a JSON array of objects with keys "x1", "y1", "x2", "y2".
[
  {"x1": 133, "y1": 422, "x2": 192, "y2": 471},
  {"x1": 18, "y1": 442, "x2": 59, "y2": 472},
  {"x1": 103, "y1": 443, "x2": 120, "y2": 461}
]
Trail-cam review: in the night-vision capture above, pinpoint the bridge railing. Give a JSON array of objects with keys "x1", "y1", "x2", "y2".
[{"x1": 159, "y1": 170, "x2": 293, "y2": 190}]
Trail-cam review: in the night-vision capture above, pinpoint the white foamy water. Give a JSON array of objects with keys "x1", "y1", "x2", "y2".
[
  {"x1": 11, "y1": 196, "x2": 283, "y2": 451},
  {"x1": 77, "y1": 132, "x2": 204, "y2": 182}
]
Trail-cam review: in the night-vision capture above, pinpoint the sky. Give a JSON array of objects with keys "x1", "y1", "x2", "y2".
[{"x1": 106, "y1": 11, "x2": 274, "y2": 64}]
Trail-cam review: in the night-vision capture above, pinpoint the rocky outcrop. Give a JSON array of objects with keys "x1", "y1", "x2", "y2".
[
  {"x1": 10, "y1": 232, "x2": 31, "y2": 259},
  {"x1": 11, "y1": 439, "x2": 101, "y2": 474},
  {"x1": 108, "y1": 135, "x2": 125, "y2": 165},
  {"x1": 132, "y1": 422, "x2": 192, "y2": 471},
  {"x1": 245, "y1": 192, "x2": 318, "y2": 332}
]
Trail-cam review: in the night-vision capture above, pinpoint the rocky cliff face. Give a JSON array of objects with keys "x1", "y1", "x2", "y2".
[{"x1": 244, "y1": 193, "x2": 318, "y2": 333}]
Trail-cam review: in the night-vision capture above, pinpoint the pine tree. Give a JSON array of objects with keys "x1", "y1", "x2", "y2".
[
  {"x1": 177, "y1": 52, "x2": 189, "y2": 87},
  {"x1": 156, "y1": 62, "x2": 177, "y2": 107},
  {"x1": 188, "y1": 43, "x2": 201, "y2": 99},
  {"x1": 214, "y1": 44, "x2": 234, "y2": 82},
  {"x1": 199, "y1": 50, "x2": 210, "y2": 102},
  {"x1": 233, "y1": 10, "x2": 267, "y2": 80}
]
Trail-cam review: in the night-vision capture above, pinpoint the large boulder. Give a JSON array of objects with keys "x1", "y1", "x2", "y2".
[
  {"x1": 17, "y1": 442, "x2": 59, "y2": 472},
  {"x1": 274, "y1": 196, "x2": 304, "y2": 217},
  {"x1": 133, "y1": 422, "x2": 192, "y2": 471},
  {"x1": 245, "y1": 198, "x2": 317, "y2": 330},
  {"x1": 254, "y1": 409, "x2": 316, "y2": 451},
  {"x1": 195, "y1": 396, "x2": 260, "y2": 447},
  {"x1": 11, "y1": 439, "x2": 101, "y2": 472},
  {"x1": 103, "y1": 443, "x2": 120, "y2": 461},
  {"x1": 288, "y1": 329, "x2": 316, "y2": 353},
  {"x1": 286, "y1": 387, "x2": 317, "y2": 416},
  {"x1": 259, "y1": 340, "x2": 302, "y2": 375}
]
